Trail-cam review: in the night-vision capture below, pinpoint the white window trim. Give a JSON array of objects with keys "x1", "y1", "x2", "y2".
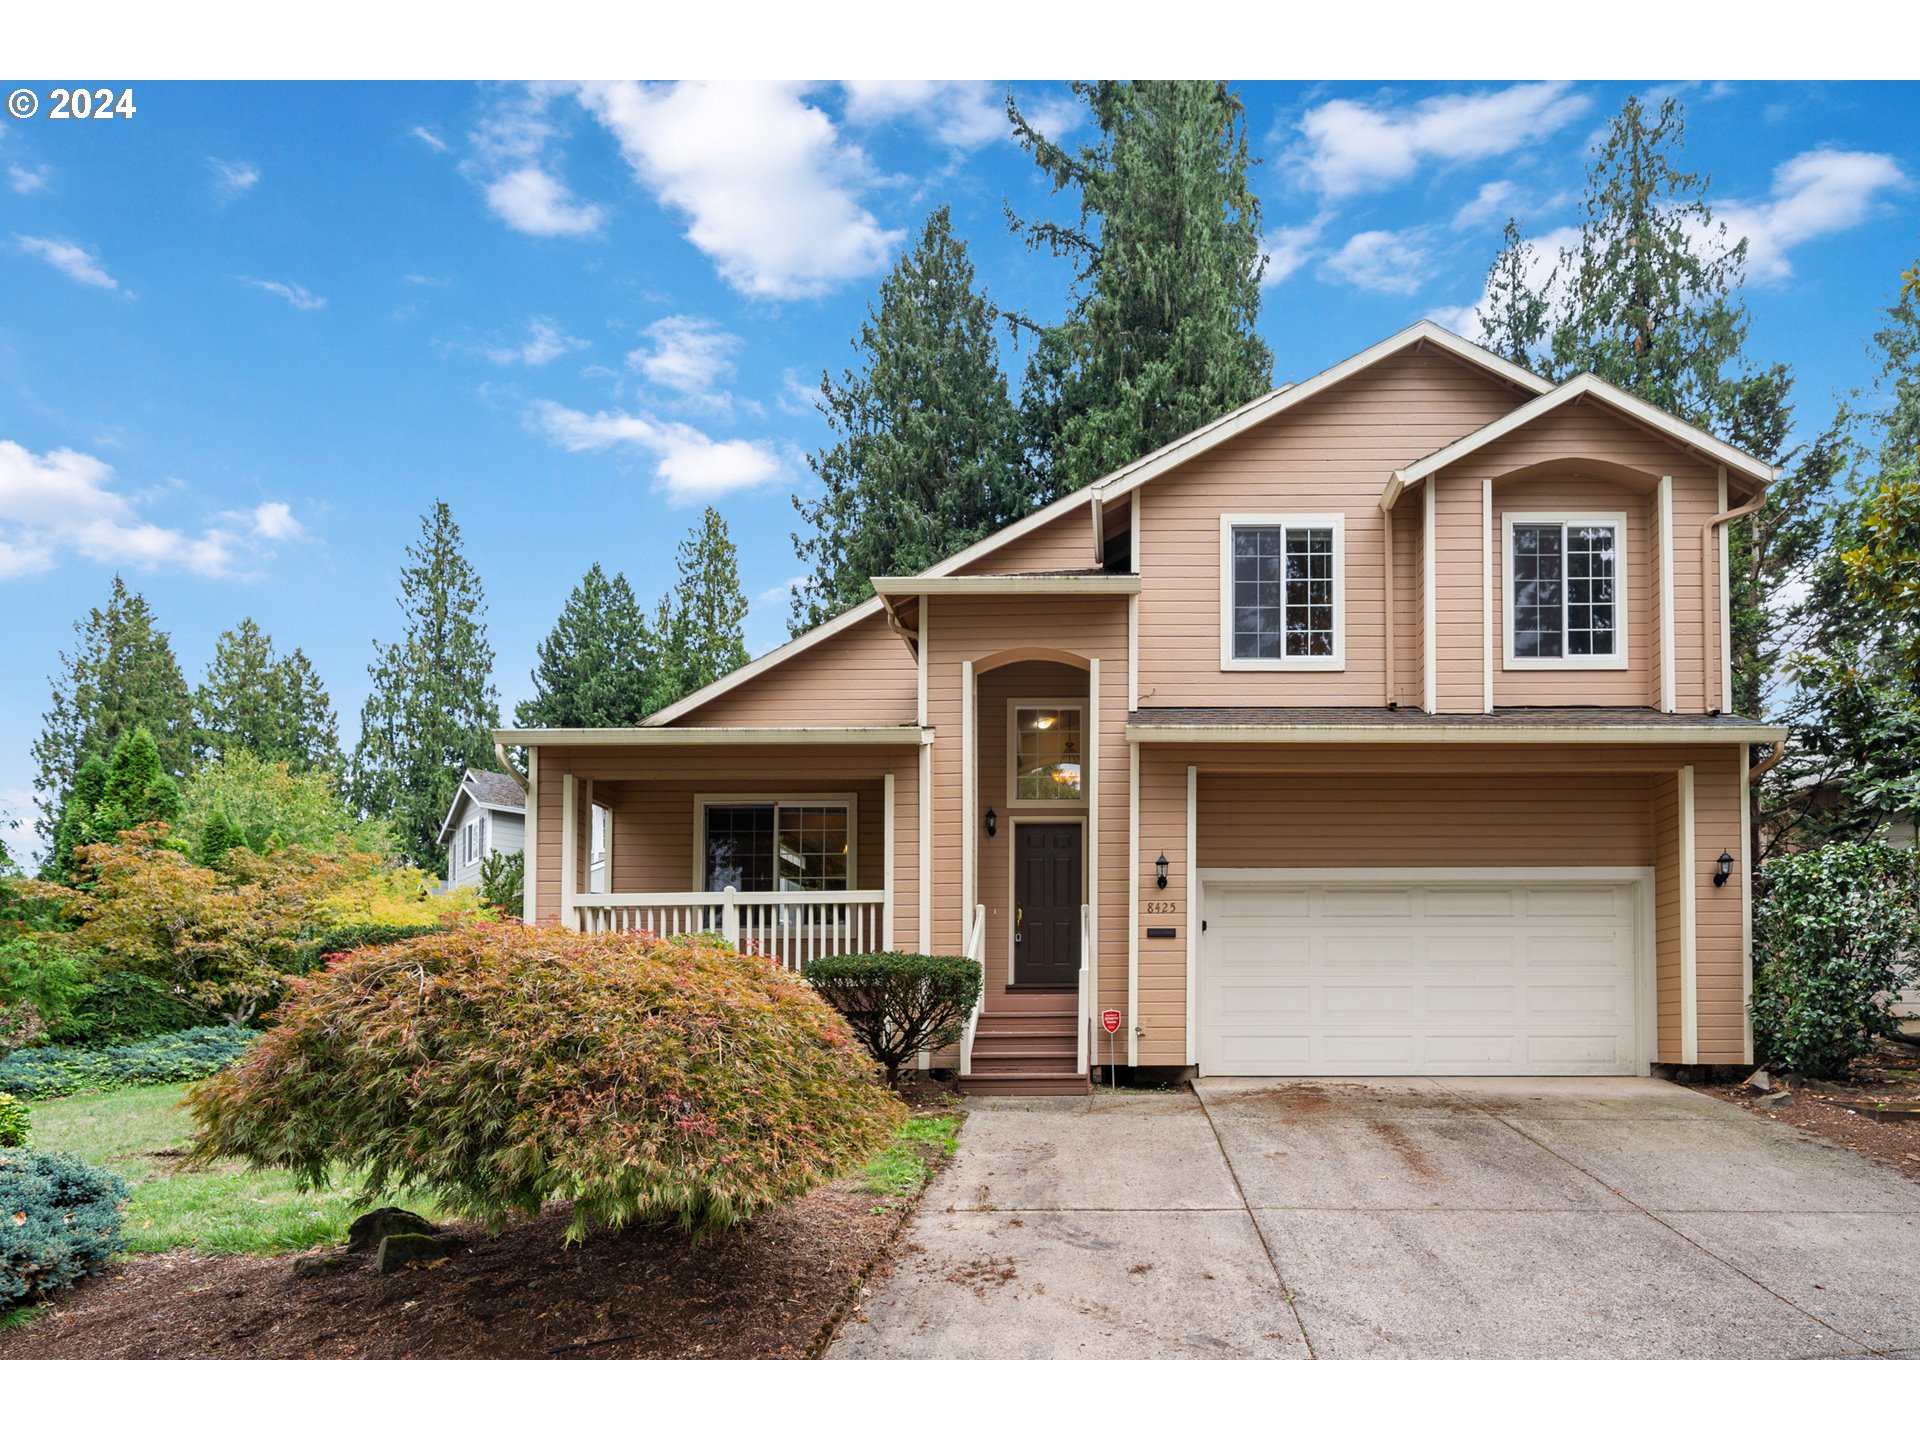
[
  {"x1": 1219, "y1": 512, "x2": 1347, "y2": 672},
  {"x1": 691, "y1": 793, "x2": 859, "y2": 893},
  {"x1": 1502, "y1": 511, "x2": 1630, "y2": 672},
  {"x1": 1006, "y1": 698, "x2": 1090, "y2": 810}
]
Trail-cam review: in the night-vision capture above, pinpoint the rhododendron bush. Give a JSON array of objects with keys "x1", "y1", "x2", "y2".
[{"x1": 187, "y1": 925, "x2": 905, "y2": 1241}]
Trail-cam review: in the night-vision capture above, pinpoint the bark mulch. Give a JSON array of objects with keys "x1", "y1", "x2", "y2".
[
  {"x1": 1, "y1": 1083, "x2": 964, "y2": 1361},
  {"x1": 1688, "y1": 1047, "x2": 1920, "y2": 1187}
]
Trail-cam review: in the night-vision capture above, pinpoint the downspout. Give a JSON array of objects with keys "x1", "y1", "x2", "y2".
[
  {"x1": 1747, "y1": 737, "x2": 1787, "y2": 786},
  {"x1": 494, "y1": 741, "x2": 528, "y2": 790},
  {"x1": 1700, "y1": 478, "x2": 1768, "y2": 712}
]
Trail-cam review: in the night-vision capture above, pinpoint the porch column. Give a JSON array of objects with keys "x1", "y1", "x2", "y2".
[{"x1": 560, "y1": 771, "x2": 578, "y2": 931}]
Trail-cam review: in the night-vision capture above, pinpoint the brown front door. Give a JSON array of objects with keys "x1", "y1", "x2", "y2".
[{"x1": 1013, "y1": 822, "x2": 1082, "y2": 988}]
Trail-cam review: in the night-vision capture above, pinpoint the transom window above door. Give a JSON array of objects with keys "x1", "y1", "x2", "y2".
[
  {"x1": 700, "y1": 799, "x2": 853, "y2": 892},
  {"x1": 1505, "y1": 513, "x2": 1628, "y2": 669},
  {"x1": 1012, "y1": 704, "x2": 1085, "y2": 803},
  {"x1": 1220, "y1": 514, "x2": 1345, "y2": 670}
]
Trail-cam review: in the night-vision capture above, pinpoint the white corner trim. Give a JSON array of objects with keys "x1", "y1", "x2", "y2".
[
  {"x1": 1185, "y1": 763, "x2": 1198, "y2": 1067},
  {"x1": 1500, "y1": 511, "x2": 1631, "y2": 672},
  {"x1": 1087, "y1": 655, "x2": 1101, "y2": 1015},
  {"x1": 883, "y1": 770, "x2": 896, "y2": 950},
  {"x1": 1680, "y1": 763, "x2": 1699, "y2": 1066},
  {"x1": 917, "y1": 595, "x2": 929, "y2": 728},
  {"x1": 1422, "y1": 479, "x2": 1437, "y2": 712},
  {"x1": 1659, "y1": 476, "x2": 1677, "y2": 713},
  {"x1": 1127, "y1": 741, "x2": 1140, "y2": 1068},
  {"x1": 1740, "y1": 744, "x2": 1754, "y2": 1064},
  {"x1": 917, "y1": 742, "x2": 931, "y2": 954},
  {"x1": 1217, "y1": 512, "x2": 1348, "y2": 671},
  {"x1": 521, "y1": 746, "x2": 539, "y2": 925},
  {"x1": 559, "y1": 771, "x2": 578, "y2": 930},
  {"x1": 1129, "y1": 490, "x2": 1141, "y2": 710},
  {"x1": 1718, "y1": 466, "x2": 1733, "y2": 714},
  {"x1": 1481, "y1": 478, "x2": 1494, "y2": 714},
  {"x1": 961, "y1": 660, "x2": 976, "y2": 939}
]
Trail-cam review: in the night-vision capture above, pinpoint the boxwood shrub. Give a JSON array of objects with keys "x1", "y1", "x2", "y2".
[
  {"x1": 0, "y1": 1026, "x2": 257, "y2": 1100},
  {"x1": 804, "y1": 951, "x2": 983, "y2": 1087},
  {"x1": 188, "y1": 925, "x2": 906, "y2": 1242},
  {"x1": 1, "y1": 1150, "x2": 130, "y2": 1305}
]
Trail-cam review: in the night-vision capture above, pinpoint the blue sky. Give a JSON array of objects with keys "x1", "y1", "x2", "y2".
[{"x1": 3, "y1": 79, "x2": 1917, "y2": 847}]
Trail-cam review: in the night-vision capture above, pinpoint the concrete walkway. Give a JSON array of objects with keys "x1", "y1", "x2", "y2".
[{"x1": 829, "y1": 1077, "x2": 1920, "y2": 1359}]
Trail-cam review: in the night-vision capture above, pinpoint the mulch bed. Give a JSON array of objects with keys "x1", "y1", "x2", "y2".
[
  {"x1": 1687, "y1": 1047, "x2": 1920, "y2": 1186},
  {"x1": 1, "y1": 1080, "x2": 965, "y2": 1361}
]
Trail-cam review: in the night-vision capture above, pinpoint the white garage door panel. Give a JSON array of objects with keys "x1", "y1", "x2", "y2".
[{"x1": 1199, "y1": 878, "x2": 1641, "y2": 1077}]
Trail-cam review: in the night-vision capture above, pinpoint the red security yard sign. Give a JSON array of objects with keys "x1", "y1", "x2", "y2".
[{"x1": 1100, "y1": 1010, "x2": 1122, "y2": 1035}]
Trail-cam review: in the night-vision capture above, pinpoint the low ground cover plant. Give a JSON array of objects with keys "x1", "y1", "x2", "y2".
[
  {"x1": 0, "y1": 1026, "x2": 256, "y2": 1100},
  {"x1": 189, "y1": 925, "x2": 905, "y2": 1241},
  {"x1": 0, "y1": 1093, "x2": 28, "y2": 1148},
  {"x1": 804, "y1": 952, "x2": 982, "y2": 1087},
  {"x1": 0, "y1": 1150, "x2": 129, "y2": 1306},
  {"x1": 1751, "y1": 841, "x2": 1920, "y2": 1076}
]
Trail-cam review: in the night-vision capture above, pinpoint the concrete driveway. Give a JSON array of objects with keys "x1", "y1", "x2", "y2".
[{"x1": 830, "y1": 1077, "x2": 1920, "y2": 1359}]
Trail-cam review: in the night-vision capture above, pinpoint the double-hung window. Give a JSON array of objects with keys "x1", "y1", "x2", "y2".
[
  {"x1": 700, "y1": 798, "x2": 854, "y2": 893},
  {"x1": 1504, "y1": 513, "x2": 1628, "y2": 669},
  {"x1": 1220, "y1": 513, "x2": 1345, "y2": 670}
]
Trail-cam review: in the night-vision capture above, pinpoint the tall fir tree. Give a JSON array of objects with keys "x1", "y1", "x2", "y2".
[
  {"x1": 349, "y1": 501, "x2": 501, "y2": 870},
  {"x1": 650, "y1": 507, "x2": 750, "y2": 712},
  {"x1": 48, "y1": 754, "x2": 109, "y2": 882},
  {"x1": 515, "y1": 563, "x2": 659, "y2": 728},
  {"x1": 790, "y1": 206, "x2": 1031, "y2": 633},
  {"x1": 32, "y1": 577, "x2": 193, "y2": 854},
  {"x1": 1008, "y1": 80, "x2": 1274, "y2": 498},
  {"x1": 193, "y1": 617, "x2": 341, "y2": 772}
]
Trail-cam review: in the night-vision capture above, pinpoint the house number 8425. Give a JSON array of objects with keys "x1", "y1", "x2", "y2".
[{"x1": 1144, "y1": 900, "x2": 1177, "y2": 914}]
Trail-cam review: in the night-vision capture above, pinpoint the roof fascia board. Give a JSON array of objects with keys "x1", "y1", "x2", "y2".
[
  {"x1": 871, "y1": 574, "x2": 1142, "y2": 597},
  {"x1": 496, "y1": 725, "x2": 932, "y2": 747},
  {"x1": 1126, "y1": 722, "x2": 1787, "y2": 745}
]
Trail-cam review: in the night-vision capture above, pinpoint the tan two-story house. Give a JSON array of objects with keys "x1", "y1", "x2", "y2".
[{"x1": 496, "y1": 321, "x2": 1783, "y2": 1094}]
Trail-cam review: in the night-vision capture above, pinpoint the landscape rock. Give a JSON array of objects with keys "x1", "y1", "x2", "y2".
[
  {"x1": 373, "y1": 1232, "x2": 451, "y2": 1273},
  {"x1": 1742, "y1": 1068, "x2": 1771, "y2": 1094},
  {"x1": 292, "y1": 1253, "x2": 359, "y2": 1278},
  {"x1": 347, "y1": 1207, "x2": 439, "y2": 1253},
  {"x1": 1753, "y1": 1090, "x2": 1795, "y2": 1111}
]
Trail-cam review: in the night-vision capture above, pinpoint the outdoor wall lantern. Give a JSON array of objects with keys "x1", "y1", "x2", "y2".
[
  {"x1": 1714, "y1": 850, "x2": 1734, "y2": 887},
  {"x1": 1156, "y1": 852, "x2": 1169, "y2": 889},
  {"x1": 984, "y1": 807, "x2": 997, "y2": 839}
]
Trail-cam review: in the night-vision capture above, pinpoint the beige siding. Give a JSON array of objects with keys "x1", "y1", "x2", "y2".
[
  {"x1": 955, "y1": 501, "x2": 1099, "y2": 575},
  {"x1": 1652, "y1": 771, "x2": 1682, "y2": 1061},
  {"x1": 1136, "y1": 347, "x2": 1527, "y2": 708},
  {"x1": 677, "y1": 610, "x2": 916, "y2": 727}
]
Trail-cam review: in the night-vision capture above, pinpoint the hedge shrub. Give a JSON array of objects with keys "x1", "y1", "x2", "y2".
[
  {"x1": 1751, "y1": 841, "x2": 1920, "y2": 1077},
  {"x1": 804, "y1": 952, "x2": 983, "y2": 1087},
  {"x1": 188, "y1": 925, "x2": 906, "y2": 1242},
  {"x1": 52, "y1": 972, "x2": 205, "y2": 1046},
  {"x1": 0, "y1": 1026, "x2": 256, "y2": 1100},
  {"x1": 0, "y1": 1093, "x2": 28, "y2": 1149},
  {"x1": 0, "y1": 1150, "x2": 130, "y2": 1305}
]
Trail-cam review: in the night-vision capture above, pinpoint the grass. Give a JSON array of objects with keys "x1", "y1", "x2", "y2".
[
  {"x1": 25, "y1": 1082, "x2": 444, "y2": 1256},
  {"x1": 861, "y1": 1112, "x2": 963, "y2": 1198}
]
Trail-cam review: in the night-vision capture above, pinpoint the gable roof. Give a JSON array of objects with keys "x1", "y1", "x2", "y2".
[
  {"x1": 1380, "y1": 371, "x2": 1779, "y2": 510},
  {"x1": 645, "y1": 321, "x2": 1555, "y2": 727},
  {"x1": 437, "y1": 767, "x2": 525, "y2": 844}
]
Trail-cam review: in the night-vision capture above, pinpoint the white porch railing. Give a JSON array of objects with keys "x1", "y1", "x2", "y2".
[
  {"x1": 571, "y1": 888, "x2": 888, "y2": 971},
  {"x1": 957, "y1": 903, "x2": 988, "y2": 1077},
  {"x1": 1077, "y1": 902, "x2": 1093, "y2": 1077}
]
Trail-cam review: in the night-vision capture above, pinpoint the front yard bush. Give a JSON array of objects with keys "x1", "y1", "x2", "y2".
[
  {"x1": 0, "y1": 1150, "x2": 130, "y2": 1305},
  {"x1": 804, "y1": 952, "x2": 983, "y2": 1087},
  {"x1": 188, "y1": 925, "x2": 906, "y2": 1242},
  {"x1": 1751, "y1": 841, "x2": 1920, "y2": 1077},
  {"x1": 52, "y1": 972, "x2": 205, "y2": 1046},
  {"x1": 0, "y1": 1093, "x2": 28, "y2": 1149},
  {"x1": 0, "y1": 1026, "x2": 256, "y2": 1100},
  {"x1": 285, "y1": 921, "x2": 444, "y2": 975}
]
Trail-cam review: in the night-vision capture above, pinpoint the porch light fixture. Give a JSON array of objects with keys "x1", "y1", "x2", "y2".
[
  {"x1": 984, "y1": 807, "x2": 997, "y2": 839},
  {"x1": 1714, "y1": 850, "x2": 1734, "y2": 887},
  {"x1": 1155, "y1": 852, "x2": 1169, "y2": 890}
]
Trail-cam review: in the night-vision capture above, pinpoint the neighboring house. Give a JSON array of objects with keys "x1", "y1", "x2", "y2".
[
  {"x1": 439, "y1": 768, "x2": 528, "y2": 891},
  {"x1": 500, "y1": 321, "x2": 1784, "y2": 1094}
]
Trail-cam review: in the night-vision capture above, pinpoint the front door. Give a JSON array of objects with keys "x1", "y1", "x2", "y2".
[{"x1": 1013, "y1": 822, "x2": 1082, "y2": 987}]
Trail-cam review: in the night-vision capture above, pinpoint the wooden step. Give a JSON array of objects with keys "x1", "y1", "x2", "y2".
[
  {"x1": 968, "y1": 1051, "x2": 1079, "y2": 1075},
  {"x1": 977, "y1": 1015, "x2": 1078, "y2": 1038},
  {"x1": 958, "y1": 1070, "x2": 1092, "y2": 1096}
]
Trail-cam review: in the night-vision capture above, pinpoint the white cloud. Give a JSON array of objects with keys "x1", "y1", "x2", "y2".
[
  {"x1": 841, "y1": 81, "x2": 1010, "y2": 149},
  {"x1": 8, "y1": 163, "x2": 51, "y2": 195},
  {"x1": 1451, "y1": 179, "x2": 1519, "y2": 230},
  {"x1": 209, "y1": 157, "x2": 260, "y2": 194},
  {"x1": 577, "y1": 81, "x2": 901, "y2": 299},
  {"x1": 17, "y1": 234, "x2": 119, "y2": 290},
  {"x1": 478, "y1": 316, "x2": 588, "y2": 366},
  {"x1": 628, "y1": 315, "x2": 742, "y2": 406},
  {"x1": 776, "y1": 367, "x2": 819, "y2": 417},
  {"x1": 484, "y1": 166, "x2": 607, "y2": 238},
  {"x1": 1294, "y1": 83, "x2": 1589, "y2": 199},
  {"x1": 528, "y1": 399, "x2": 783, "y2": 503},
  {"x1": 755, "y1": 573, "x2": 807, "y2": 608},
  {"x1": 244, "y1": 277, "x2": 326, "y2": 311},
  {"x1": 1718, "y1": 148, "x2": 1907, "y2": 282},
  {"x1": 410, "y1": 125, "x2": 450, "y2": 153},
  {"x1": 1320, "y1": 228, "x2": 1434, "y2": 295},
  {"x1": 0, "y1": 439, "x2": 297, "y2": 579},
  {"x1": 1262, "y1": 216, "x2": 1329, "y2": 285}
]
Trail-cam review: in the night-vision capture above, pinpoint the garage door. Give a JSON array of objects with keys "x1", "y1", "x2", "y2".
[{"x1": 1198, "y1": 878, "x2": 1642, "y2": 1077}]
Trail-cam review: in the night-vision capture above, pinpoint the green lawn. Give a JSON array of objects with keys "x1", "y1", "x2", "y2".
[{"x1": 25, "y1": 1083, "x2": 444, "y2": 1256}]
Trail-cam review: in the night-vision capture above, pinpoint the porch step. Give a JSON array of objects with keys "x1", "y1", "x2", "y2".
[
  {"x1": 975, "y1": 1015, "x2": 1077, "y2": 1039},
  {"x1": 958, "y1": 1070, "x2": 1093, "y2": 1096},
  {"x1": 968, "y1": 1049, "x2": 1078, "y2": 1074}
]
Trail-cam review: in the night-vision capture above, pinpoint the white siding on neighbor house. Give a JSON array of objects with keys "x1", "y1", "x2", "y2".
[{"x1": 445, "y1": 796, "x2": 526, "y2": 891}]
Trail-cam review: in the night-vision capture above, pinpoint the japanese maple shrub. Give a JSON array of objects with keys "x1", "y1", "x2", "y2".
[
  {"x1": 804, "y1": 952, "x2": 982, "y2": 1088},
  {"x1": 188, "y1": 926, "x2": 905, "y2": 1241},
  {"x1": 1751, "y1": 841, "x2": 1920, "y2": 1077}
]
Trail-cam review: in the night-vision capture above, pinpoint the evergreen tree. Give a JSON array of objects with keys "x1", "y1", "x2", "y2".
[
  {"x1": 193, "y1": 618, "x2": 341, "y2": 771},
  {"x1": 790, "y1": 207, "x2": 1031, "y2": 633},
  {"x1": 194, "y1": 808, "x2": 244, "y2": 867},
  {"x1": 95, "y1": 725, "x2": 182, "y2": 840},
  {"x1": 515, "y1": 563, "x2": 658, "y2": 728},
  {"x1": 1008, "y1": 81, "x2": 1274, "y2": 498},
  {"x1": 49, "y1": 754, "x2": 110, "y2": 882},
  {"x1": 349, "y1": 502, "x2": 502, "y2": 870},
  {"x1": 1475, "y1": 219, "x2": 1551, "y2": 371},
  {"x1": 650, "y1": 508, "x2": 750, "y2": 712},
  {"x1": 32, "y1": 578, "x2": 193, "y2": 853}
]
